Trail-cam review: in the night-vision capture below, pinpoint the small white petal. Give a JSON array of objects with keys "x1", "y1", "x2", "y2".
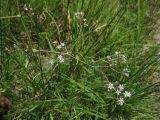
[
  {"x1": 17, "y1": 14, "x2": 21, "y2": 17},
  {"x1": 61, "y1": 43, "x2": 65, "y2": 47},
  {"x1": 83, "y1": 18, "x2": 87, "y2": 21},
  {"x1": 115, "y1": 51, "x2": 121, "y2": 55},
  {"x1": 24, "y1": 7, "x2": 28, "y2": 11},
  {"x1": 53, "y1": 41, "x2": 58, "y2": 44}
]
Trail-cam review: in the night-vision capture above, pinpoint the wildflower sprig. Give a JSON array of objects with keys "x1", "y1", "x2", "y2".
[
  {"x1": 47, "y1": 41, "x2": 66, "y2": 65},
  {"x1": 107, "y1": 51, "x2": 127, "y2": 66},
  {"x1": 2, "y1": 0, "x2": 159, "y2": 119},
  {"x1": 106, "y1": 51, "x2": 131, "y2": 78},
  {"x1": 75, "y1": 11, "x2": 88, "y2": 27},
  {"x1": 107, "y1": 82, "x2": 132, "y2": 106},
  {"x1": 53, "y1": 41, "x2": 66, "y2": 63}
]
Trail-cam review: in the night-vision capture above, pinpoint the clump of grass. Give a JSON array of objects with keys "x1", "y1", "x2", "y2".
[{"x1": 1, "y1": 0, "x2": 160, "y2": 119}]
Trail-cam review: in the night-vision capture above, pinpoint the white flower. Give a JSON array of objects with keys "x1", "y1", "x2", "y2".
[
  {"x1": 115, "y1": 90, "x2": 121, "y2": 95},
  {"x1": 49, "y1": 60, "x2": 54, "y2": 65},
  {"x1": 23, "y1": 4, "x2": 28, "y2": 11},
  {"x1": 117, "y1": 97, "x2": 124, "y2": 105},
  {"x1": 61, "y1": 43, "x2": 65, "y2": 47},
  {"x1": 75, "y1": 12, "x2": 84, "y2": 16},
  {"x1": 53, "y1": 41, "x2": 58, "y2": 44},
  {"x1": 122, "y1": 68, "x2": 130, "y2": 77},
  {"x1": 57, "y1": 45, "x2": 62, "y2": 49},
  {"x1": 123, "y1": 91, "x2": 131, "y2": 98},
  {"x1": 118, "y1": 84, "x2": 124, "y2": 91},
  {"x1": 107, "y1": 56, "x2": 112, "y2": 60},
  {"x1": 115, "y1": 51, "x2": 121, "y2": 55},
  {"x1": 82, "y1": 18, "x2": 88, "y2": 27},
  {"x1": 108, "y1": 82, "x2": 114, "y2": 90},
  {"x1": 58, "y1": 55, "x2": 64, "y2": 63},
  {"x1": 75, "y1": 12, "x2": 84, "y2": 19},
  {"x1": 83, "y1": 18, "x2": 87, "y2": 22},
  {"x1": 17, "y1": 14, "x2": 21, "y2": 17}
]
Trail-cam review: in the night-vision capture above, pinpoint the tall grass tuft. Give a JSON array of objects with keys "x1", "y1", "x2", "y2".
[{"x1": 1, "y1": 0, "x2": 160, "y2": 119}]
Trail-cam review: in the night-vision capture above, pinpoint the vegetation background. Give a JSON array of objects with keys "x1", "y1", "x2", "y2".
[{"x1": 0, "y1": 0, "x2": 160, "y2": 119}]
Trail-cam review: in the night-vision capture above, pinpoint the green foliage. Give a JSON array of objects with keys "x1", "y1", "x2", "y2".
[{"x1": 0, "y1": 0, "x2": 160, "y2": 119}]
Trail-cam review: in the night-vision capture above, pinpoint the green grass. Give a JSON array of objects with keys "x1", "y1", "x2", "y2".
[{"x1": 0, "y1": 0, "x2": 160, "y2": 119}]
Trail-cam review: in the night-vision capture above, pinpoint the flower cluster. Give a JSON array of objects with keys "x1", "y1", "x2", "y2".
[
  {"x1": 107, "y1": 51, "x2": 130, "y2": 77},
  {"x1": 107, "y1": 51, "x2": 127, "y2": 66},
  {"x1": 75, "y1": 12, "x2": 88, "y2": 27},
  {"x1": 107, "y1": 82, "x2": 132, "y2": 106},
  {"x1": 57, "y1": 55, "x2": 64, "y2": 63},
  {"x1": 115, "y1": 51, "x2": 127, "y2": 64},
  {"x1": 54, "y1": 41, "x2": 65, "y2": 50},
  {"x1": 49, "y1": 59, "x2": 54, "y2": 65},
  {"x1": 57, "y1": 42, "x2": 65, "y2": 63},
  {"x1": 48, "y1": 41, "x2": 66, "y2": 63},
  {"x1": 82, "y1": 18, "x2": 88, "y2": 27},
  {"x1": 122, "y1": 68, "x2": 130, "y2": 77},
  {"x1": 107, "y1": 56, "x2": 117, "y2": 67},
  {"x1": 23, "y1": 4, "x2": 34, "y2": 15},
  {"x1": 75, "y1": 12, "x2": 84, "y2": 19}
]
